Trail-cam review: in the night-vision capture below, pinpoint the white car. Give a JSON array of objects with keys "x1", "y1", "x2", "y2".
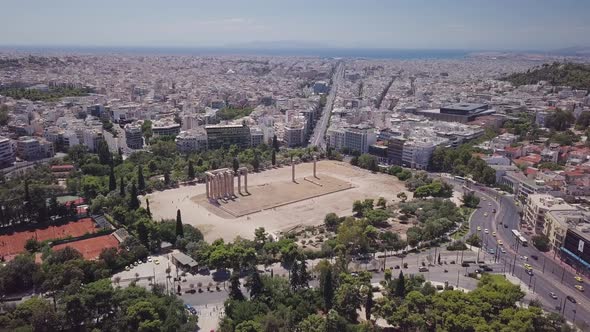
[
  {"x1": 488, "y1": 202, "x2": 492, "y2": 206},
  {"x1": 500, "y1": 248, "x2": 506, "y2": 254},
  {"x1": 484, "y1": 229, "x2": 489, "y2": 234},
  {"x1": 484, "y1": 212, "x2": 488, "y2": 217},
  {"x1": 147, "y1": 256, "x2": 152, "y2": 262}
]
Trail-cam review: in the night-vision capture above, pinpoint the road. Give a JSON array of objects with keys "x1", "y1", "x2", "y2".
[
  {"x1": 309, "y1": 61, "x2": 344, "y2": 149},
  {"x1": 455, "y1": 179, "x2": 590, "y2": 328}
]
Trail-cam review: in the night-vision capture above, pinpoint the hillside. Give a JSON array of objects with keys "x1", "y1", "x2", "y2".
[{"x1": 502, "y1": 62, "x2": 590, "y2": 91}]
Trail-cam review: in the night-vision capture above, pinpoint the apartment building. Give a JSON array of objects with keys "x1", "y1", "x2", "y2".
[
  {"x1": 16, "y1": 136, "x2": 54, "y2": 161},
  {"x1": 284, "y1": 122, "x2": 305, "y2": 148},
  {"x1": 124, "y1": 124, "x2": 143, "y2": 149},
  {"x1": 523, "y1": 194, "x2": 577, "y2": 233},
  {"x1": 175, "y1": 130, "x2": 208, "y2": 153},
  {"x1": 0, "y1": 136, "x2": 15, "y2": 168},
  {"x1": 205, "y1": 123, "x2": 251, "y2": 149},
  {"x1": 250, "y1": 127, "x2": 265, "y2": 147},
  {"x1": 152, "y1": 119, "x2": 181, "y2": 137},
  {"x1": 544, "y1": 210, "x2": 587, "y2": 252}
]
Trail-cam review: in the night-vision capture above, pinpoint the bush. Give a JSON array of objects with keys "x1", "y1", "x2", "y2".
[
  {"x1": 447, "y1": 241, "x2": 468, "y2": 251},
  {"x1": 532, "y1": 234, "x2": 550, "y2": 252}
]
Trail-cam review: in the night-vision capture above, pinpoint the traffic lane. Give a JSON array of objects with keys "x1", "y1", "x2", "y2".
[{"x1": 510, "y1": 263, "x2": 590, "y2": 325}]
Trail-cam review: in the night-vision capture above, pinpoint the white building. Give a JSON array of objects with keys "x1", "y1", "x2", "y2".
[
  {"x1": 124, "y1": 123, "x2": 143, "y2": 150},
  {"x1": 175, "y1": 130, "x2": 208, "y2": 153},
  {"x1": 152, "y1": 119, "x2": 181, "y2": 137}
]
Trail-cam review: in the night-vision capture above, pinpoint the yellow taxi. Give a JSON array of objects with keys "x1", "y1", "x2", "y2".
[
  {"x1": 575, "y1": 285, "x2": 584, "y2": 292},
  {"x1": 477, "y1": 226, "x2": 481, "y2": 231},
  {"x1": 575, "y1": 276, "x2": 583, "y2": 283},
  {"x1": 497, "y1": 240, "x2": 503, "y2": 245},
  {"x1": 524, "y1": 263, "x2": 532, "y2": 270},
  {"x1": 492, "y1": 231, "x2": 497, "y2": 237}
]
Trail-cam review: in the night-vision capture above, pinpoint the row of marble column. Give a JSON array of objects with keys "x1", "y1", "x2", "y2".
[{"x1": 205, "y1": 167, "x2": 248, "y2": 200}]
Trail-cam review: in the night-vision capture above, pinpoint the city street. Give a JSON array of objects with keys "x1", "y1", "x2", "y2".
[
  {"x1": 456, "y1": 179, "x2": 590, "y2": 327},
  {"x1": 310, "y1": 61, "x2": 344, "y2": 149}
]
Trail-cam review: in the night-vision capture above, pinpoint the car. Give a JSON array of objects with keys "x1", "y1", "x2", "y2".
[
  {"x1": 482, "y1": 197, "x2": 486, "y2": 201},
  {"x1": 477, "y1": 226, "x2": 481, "y2": 231},
  {"x1": 566, "y1": 295, "x2": 577, "y2": 303},
  {"x1": 488, "y1": 248, "x2": 496, "y2": 254},
  {"x1": 154, "y1": 259, "x2": 160, "y2": 265},
  {"x1": 461, "y1": 262, "x2": 470, "y2": 267},
  {"x1": 575, "y1": 276, "x2": 583, "y2": 283},
  {"x1": 504, "y1": 224, "x2": 508, "y2": 228},
  {"x1": 497, "y1": 240, "x2": 503, "y2": 245},
  {"x1": 484, "y1": 228, "x2": 489, "y2": 234},
  {"x1": 184, "y1": 304, "x2": 193, "y2": 310},
  {"x1": 133, "y1": 261, "x2": 138, "y2": 266},
  {"x1": 484, "y1": 266, "x2": 493, "y2": 272},
  {"x1": 394, "y1": 265, "x2": 400, "y2": 269},
  {"x1": 492, "y1": 231, "x2": 496, "y2": 237},
  {"x1": 147, "y1": 256, "x2": 152, "y2": 262},
  {"x1": 492, "y1": 209, "x2": 496, "y2": 213},
  {"x1": 526, "y1": 269, "x2": 534, "y2": 276},
  {"x1": 125, "y1": 266, "x2": 130, "y2": 271},
  {"x1": 550, "y1": 292, "x2": 558, "y2": 299},
  {"x1": 575, "y1": 285, "x2": 584, "y2": 292},
  {"x1": 488, "y1": 202, "x2": 492, "y2": 206},
  {"x1": 500, "y1": 248, "x2": 506, "y2": 254},
  {"x1": 484, "y1": 212, "x2": 488, "y2": 217},
  {"x1": 531, "y1": 255, "x2": 538, "y2": 260},
  {"x1": 418, "y1": 267, "x2": 429, "y2": 272},
  {"x1": 524, "y1": 263, "x2": 532, "y2": 270},
  {"x1": 184, "y1": 289, "x2": 196, "y2": 294}
]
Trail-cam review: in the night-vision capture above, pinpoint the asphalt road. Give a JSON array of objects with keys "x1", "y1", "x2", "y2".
[
  {"x1": 457, "y1": 179, "x2": 590, "y2": 328},
  {"x1": 309, "y1": 61, "x2": 344, "y2": 149}
]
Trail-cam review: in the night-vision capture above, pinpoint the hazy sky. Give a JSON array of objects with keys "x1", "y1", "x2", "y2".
[{"x1": 1, "y1": 0, "x2": 589, "y2": 50}]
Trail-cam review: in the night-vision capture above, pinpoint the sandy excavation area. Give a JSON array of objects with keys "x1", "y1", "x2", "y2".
[{"x1": 144, "y1": 160, "x2": 408, "y2": 242}]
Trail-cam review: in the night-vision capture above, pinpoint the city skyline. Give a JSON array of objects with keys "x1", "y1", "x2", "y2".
[{"x1": 1, "y1": 0, "x2": 590, "y2": 51}]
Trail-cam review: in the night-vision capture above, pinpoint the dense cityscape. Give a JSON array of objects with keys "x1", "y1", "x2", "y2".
[{"x1": 1, "y1": 1, "x2": 590, "y2": 332}]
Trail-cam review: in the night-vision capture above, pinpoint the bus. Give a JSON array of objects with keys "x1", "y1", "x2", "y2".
[
  {"x1": 511, "y1": 229, "x2": 528, "y2": 246},
  {"x1": 454, "y1": 176, "x2": 466, "y2": 183}
]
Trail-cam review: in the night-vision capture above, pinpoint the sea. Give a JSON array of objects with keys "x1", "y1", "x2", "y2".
[{"x1": 0, "y1": 45, "x2": 470, "y2": 59}]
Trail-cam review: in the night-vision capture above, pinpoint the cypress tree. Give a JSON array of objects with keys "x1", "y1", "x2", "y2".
[
  {"x1": 229, "y1": 272, "x2": 244, "y2": 300},
  {"x1": 232, "y1": 158, "x2": 239, "y2": 173},
  {"x1": 146, "y1": 198, "x2": 151, "y2": 218},
  {"x1": 109, "y1": 165, "x2": 116, "y2": 191},
  {"x1": 129, "y1": 182, "x2": 140, "y2": 210},
  {"x1": 176, "y1": 209, "x2": 184, "y2": 237},
  {"x1": 321, "y1": 268, "x2": 334, "y2": 311},
  {"x1": 271, "y1": 149, "x2": 276, "y2": 166},
  {"x1": 188, "y1": 160, "x2": 195, "y2": 180},
  {"x1": 137, "y1": 166, "x2": 145, "y2": 191},
  {"x1": 365, "y1": 288, "x2": 373, "y2": 321},
  {"x1": 120, "y1": 177, "x2": 125, "y2": 196},
  {"x1": 272, "y1": 134, "x2": 279, "y2": 152},
  {"x1": 396, "y1": 270, "x2": 406, "y2": 298}
]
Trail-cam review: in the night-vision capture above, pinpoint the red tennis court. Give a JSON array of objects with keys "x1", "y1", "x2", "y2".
[
  {"x1": 0, "y1": 218, "x2": 98, "y2": 261},
  {"x1": 52, "y1": 234, "x2": 119, "y2": 260}
]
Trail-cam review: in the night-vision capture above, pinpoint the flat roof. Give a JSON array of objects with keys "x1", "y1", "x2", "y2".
[{"x1": 442, "y1": 103, "x2": 488, "y2": 112}]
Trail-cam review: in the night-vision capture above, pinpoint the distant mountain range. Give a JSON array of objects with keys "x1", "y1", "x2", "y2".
[{"x1": 548, "y1": 46, "x2": 590, "y2": 56}]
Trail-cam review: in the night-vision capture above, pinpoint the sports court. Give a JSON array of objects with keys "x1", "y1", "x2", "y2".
[
  {"x1": 0, "y1": 218, "x2": 98, "y2": 261},
  {"x1": 52, "y1": 234, "x2": 119, "y2": 260}
]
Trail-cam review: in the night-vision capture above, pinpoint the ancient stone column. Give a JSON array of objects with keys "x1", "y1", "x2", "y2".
[
  {"x1": 205, "y1": 174, "x2": 210, "y2": 198},
  {"x1": 224, "y1": 171, "x2": 230, "y2": 198},
  {"x1": 237, "y1": 171, "x2": 241, "y2": 194},
  {"x1": 230, "y1": 171, "x2": 235, "y2": 196},
  {"x1": 244, "y1": 169, "x2": 248, "y2": 193},
  {"x1": 211, "y1": 174, "x2": 216, "y2": 199},
  {"x1": 313, "y1": 155, "x2": 317, "y2": 178},
  {"x1": 291, "y1": 157, "x2": 295, "y2": 182}
]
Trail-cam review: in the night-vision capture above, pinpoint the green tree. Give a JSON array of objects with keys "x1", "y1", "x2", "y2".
[
  {"x1": 109, "y1": 164, "x2": 116, "y2": 192},
  {"x1": 188, "y1": 160, "x2": 195, "y2": 180},
  {"x1": 334, "y1": 283, "x2": 362, "y2": 322},
  {"x1": 137, "y1": 166, "x2": 146, "y2": 191},
  {"x1": 320, "y1": 266, "x2": 334, "y2": 311},
  {"x1": 229, "y1": 272, "x2": 244, "y2": 300},
  {"x1": 272, "y1": 134, "x2": 279, "y2": 152},
  {"x1": 365, "y1": 287, "x2": 373, "y2": 321},
  {"x1": 129, "y1": 182, "x2": 140, "y2": 210},
  {"x1": 532, "y1": 234, "x2": 550, "y2": 252},
  {"x1": 271, "y1": 149, "x2": 276, "y2": 166},
  {"x1": 120, "y1": 176, "x2": 126, "y2": 196},
  {"x1": 462, "y1": 191, "x2": 480, "y2": 208},
  {"x1": 233, "y1": 158, "x2": 240, "y2": 173},
  {"x1": 396, "y1": 270, "x2": 406, "y2": 298},
  {"x1": 397, "y1": 192, "x2": 408, "y2": 202},
  {"x1": 176, "y1": 209, "x2": 184, "y2": 238},
  {"x1": 146, "y1": 198, "x2": 151, "y2": 217},
  {"x1": 245, "y1": 270, "x2": 263, "y2": 299},
  {"x1": 324, "y1": 212, "x2": 340, "y2": 231},
  {"x1": 376, "y1": 197, "x2": 387, "y2": 209}
]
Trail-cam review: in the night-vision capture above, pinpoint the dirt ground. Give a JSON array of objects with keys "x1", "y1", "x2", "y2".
[{"x1": 144, "y1": 160, "x2": 409, "y2": 242}]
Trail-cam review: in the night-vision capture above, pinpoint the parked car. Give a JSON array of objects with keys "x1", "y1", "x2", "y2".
[
  {"x1": 184, "y1": 289, "x2": 196, "y2": 294},
  {"x1": 531, "y1": 255, "x2": 538, "y2": 260},
  {"x1": 526, "y1": 269, "x2": 534, "y2": 276},
  {"x1": 461, "y1": 262, "x2": 470, "y2": 267},
  {"x1": 566, "y1": 295, "x2": 577, "y2": 303},
  {"x1": 549, "y1": 292, "x2": 558, "y2": 299},
  {"x1": 418, "y1": 267, "x2": 429, "y2": 272}
]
